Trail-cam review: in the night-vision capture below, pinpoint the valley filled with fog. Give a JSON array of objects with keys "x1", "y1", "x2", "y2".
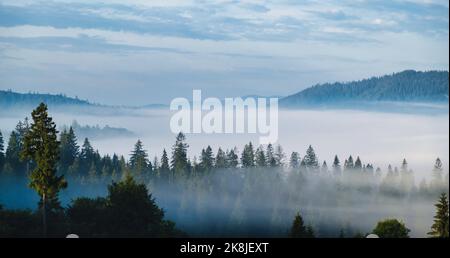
[
  {"x1": 0, "y1": 107, "x2": 448, "y2": 237},
  {"x1": 1, "y1": 107, "x2": 447, "y2": 179}
]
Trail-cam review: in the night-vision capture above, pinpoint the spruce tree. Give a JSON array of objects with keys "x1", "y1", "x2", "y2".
[
  {"x1": 129, "y1": 140, "x2": 150, "y2": 177},
  {"x1": 274, "y1": 145, "x2": 285, "y2": 167},
  {"x1": 428, "y1": 193, "x2": 449, "y2": 238},
  {"x1": 289, "y1": 212, "x2": 314, "y2": 238},
  {"x1": 200, "y1": 145, "x2": 214, "y2": 171},
  {"x1": 59, "y1": 127, "x2": 79, "y2": 173},
  {"x1": 354, "y1": 156, "x2": 362, "y2": 170},
  {"x1": 332, "y1": 155, "x2": 341, "y2": 176},
  {"x1": 241, "y1": 142, "x2": 255, "y2": 168},
  {"x1": 21, "y1": 103, "x2": 67, "y2": 236},
  {"x1": 289, "y1": 152, "x2": 300, "y2": 169},
  {"x1": 80, "y1": 138, "x2": 94, "y2": 175},
  {"x1": 171, "y1": 132, "x2": 189, "y2": 176},
  {"x1": 266, "y1": 144, "x2": 276, "y2": 167},
  {"x1": 5, "y1": 131, "x2": 23, "y2": 174},
  {"x1": 215, "y1": 148, "x2": 227, "y2": 169},
  {"x1": 303, "y1": 145, "x2": 319, "y2": 170},
  {"x1": 0, "y1": 130, "x2": 4, "y2": 173},
  {"x1": 226, "y1": 148, "x2": 239, "y2": 168},
  {"x1": 431, "y1": 158, "x2": 444, "y2": 190},
  {"x1": 255, "y1": 146, "x2": 267, "y2": 167},
  {"x1": 160, "y1": 149, "x2": 170, "y2": 180}
]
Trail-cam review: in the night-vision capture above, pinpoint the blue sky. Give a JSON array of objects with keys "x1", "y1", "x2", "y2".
[{"x1": 0, "y1": 0, "x2": 448, "y2": 105}]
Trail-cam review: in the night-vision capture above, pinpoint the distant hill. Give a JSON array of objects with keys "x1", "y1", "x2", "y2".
[
  {"x1": 0, "y1": 90, "x2": 94, "y2": 108},
  {"x1": 280, "y1": 70, "x2": 449, "y2": 108},
  {"x1": 61, "y1": 120, "x2": 135, "y2": 140}
]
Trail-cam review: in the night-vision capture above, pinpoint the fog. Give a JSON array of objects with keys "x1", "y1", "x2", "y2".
[
  {"x1": 1, "y1": 108, "x2": 447, "y2": 180},
  {"x1": 0, "y1": 107, "x2": 448, "y2": 237}
]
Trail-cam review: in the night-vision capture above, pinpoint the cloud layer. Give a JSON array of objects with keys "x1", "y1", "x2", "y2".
[{"x1": 0, "y1": 0, "x2": 448, "y2": 105}]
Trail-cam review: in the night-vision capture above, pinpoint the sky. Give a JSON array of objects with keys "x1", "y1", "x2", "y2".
[{"x1": 0, "y1": 0, "x2": 448, "y2": 105}]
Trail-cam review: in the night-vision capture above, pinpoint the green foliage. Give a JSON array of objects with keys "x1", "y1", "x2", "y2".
[
  {"x1": 67, "y1": 175, "x2": 182, "y2": 237},
  {"x1": 199, "y1": 145, "x2": 214, "y2": 171},
  {"x1": 21, "y1": 103, "x2": 67, "y2": 210},
  {"x1": 241, "y1": 142, "x2": 255, "y2": 168},
  {"x1": 303, "y1": 145, "x2": 319, "y2": 170},
  {"x1": 59, "y1": 127, "x2": 79, "y2": 174},
  {"x1": 372, "y1": 219, "x2": 410, "y2": 238},
  {"x1": 289, "y1": 212, "x2": 315, "y2": 238},
  {"x1": 0, "y1": 206, "x2": 41, "y2": 237},
  {"x1": 171, "y1": 132, "x2": 189, "y2": 175},
  {"x1": 428, "y1": 193, "x2": 449, "y2": 238},
  {"x1": 281, "y1": 70, "x2": 449, "y2": 106},
  {"x1": 0, "y1": 130, "x2": 4, "y2": 173},
  {"x1": 289, "y1": 152, "x2": 300, "y2": 169},
  {"x1": 129, "y1": 139, "x2": 151, "y2": 178},
  {"x1": 215, "y1": 148, "x2": 227, "y2": 169}
]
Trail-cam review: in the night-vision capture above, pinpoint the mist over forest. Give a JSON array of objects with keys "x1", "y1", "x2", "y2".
[{"x1": 0, "y1": 105, "x2": 448, "y2": 237}]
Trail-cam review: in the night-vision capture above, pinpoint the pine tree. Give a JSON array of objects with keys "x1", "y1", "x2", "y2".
[
  {"x1": 303, "y1": 145, "x2": 319, "y2": 170},
  {"x1": 274, "y1": 145, "x2": 285, "y2": 167},
  {"x1": 345, "y1": 155, "x2": 354, "y2": 170},
  {"x1": 80, "y1": 138, "x2": 94, "y2": 175},
  {"x1": 354, "y1": 156, "x2": 362, "y2": 170},
  {"x1": 171, "y1": 132, "x2": 189, "y2": 175},
  {"x1": 255, "y1": 146, "x2": 267, "y2": 167},
  {"x1": 21, "y1": 103, "x2": 67, "y2": 236},
  {"x1": 289, "y1": 152, "x2": 300, "y2": 169},
  {"x1": 332, "y1": 155, "x2": 341, "y2": 176},
  {"x1": 59, "y1": 127, "x2": 79, "y2": 174},
  {"x1": 289, "y1": 212, "x2": 315, "y2": 238},
  {"x1": 4, "y1": 131, "x2": 24, "y2": 174},
  {"x1": 226, "y1": 148, "x2": 239, "y2": 168},
  {"x1": 241, "y1": 142, "x2": 255, "y2": 168},
  {"x1": 0, "y1": 130, "x2": 4, "y2": 173},
  {"x1": 129, "y1": 140, "x2": 150, "y2": 177},
  {"x1": 200, "y1": 146, "x2": 214, "y2": 171},
  {"x1": 431, "y1": 158, "x2": 444, "y2": 190},
  {"x1": 266, "y1": 144, "x2": 276, "y2": 167},
  {"x1": 215, "y1": 148, "x2": 227, "y2": 169},
  {"x1": 428, "y1": 193, "x2": 449, "y2": 238},
  {"x1": 321, "y1": 161, "x2": 328, "y2": 174},
  {"x1": 160, "y1": 149, "x2": 170, "y2": 180}
]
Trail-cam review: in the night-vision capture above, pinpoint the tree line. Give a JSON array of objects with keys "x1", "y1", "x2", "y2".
[{"x1": 0, "y1": 103, "x2": 448, "y2": 238}]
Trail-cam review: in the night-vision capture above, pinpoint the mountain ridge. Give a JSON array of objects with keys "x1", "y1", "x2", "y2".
[{"x1": 280, "y1": 70, "x2": 449, "y2": 107}]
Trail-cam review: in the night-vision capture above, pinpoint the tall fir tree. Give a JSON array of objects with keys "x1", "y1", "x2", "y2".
[
  {"x1": 303, "y1": 145, "x2": 319, "y2": 170},
  {"x1": 79, "y1": 138, "x2": 94, "y2": 175},
  {"x1": 431, "y1": 157, "x2": 444, "y2": 190},
  {"x1": 159, "y1": 149, "x2": 170, "y2": 180},
  {"x1": 428, "y1": 193, "x2": 449, "y2": 238},
  {"x1": 171, "y1": 132, "x2": 189, "y2": 175},
  {"x1": 266, "y1": 144, "x2": 276, "y2": 167},
  {"x1": 21, "y1": 103, "x2": 67, "y2": 237},
  {"x1": 274, "y1": 145, "x2": 285, "y2": 167},
  {"x1": 289, "y1": 152, "x2": 300, "y2": 169},
  {"x1": 255, "y1": 146, "x2": 267, "y2": 167},
  {"x1": 0, "y1": 130, "x2": 4, "y2": 173},
  {"x1": 354, "y1": 156, "x2": 362, "y2": 170},
  {"x1": 129, "y1": 140, "x2": 150, "y2": 177},
  {"x1": 199, "y1": 146, "x2": 214, "y2": 171},
  {"x1": 215, "y1": 148, "x2": 227, "y2": 169},
  {"x1": 4, "y1": 131, "x2": 25, "y2": 174},
  {"x1": 241, "y1": 142, "x2": 255, "y2": 168},
  {"x1": 289, "y1": 212, "x2": 315, "y2": 238},
  {"x1": 59, "y1": 127, "x2": 79, "y2": 174},
  {"x1": 332, "y1": 155, "x2": 341, "y2": 176},
  {"x1": 226, "y1": 148, "x2": 239, "y2": 168}
]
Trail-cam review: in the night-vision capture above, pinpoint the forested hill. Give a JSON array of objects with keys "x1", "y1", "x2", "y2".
[
  {"x1": 280, "y1": 70, "x2": 449, "y2": 107},
  {"x1": 0, "y1": 90, "x2": 92, "y2": 108}
]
